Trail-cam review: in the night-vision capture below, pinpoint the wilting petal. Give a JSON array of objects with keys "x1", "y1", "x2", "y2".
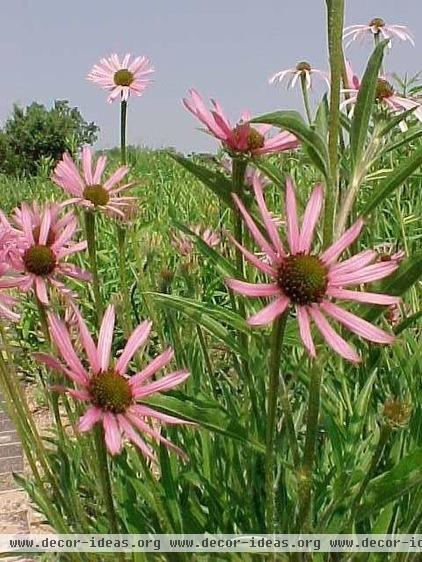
[
  {"x1": 35, "y1": 277, "x2": 49, "y2": 305},
  {"x1": 321, "y1": 302, "x2": 395, "y2": 344},
  {"x1": 118, "y1": 415, "x2": 155, "y2": 461},
  {"x1": 308, "y1": 305, "x2": 360, "y2": 363},
  {"x1": 247, "y1": 296, "x2": 290, "y2": 326},
  {"x1": 225, "y1": 279, "x2": 280, "y2": 298}
]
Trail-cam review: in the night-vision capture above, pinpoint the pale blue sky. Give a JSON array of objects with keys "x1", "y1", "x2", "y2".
[{"x1": 1, "y1": 1, "x2": 420, "y2": 152}]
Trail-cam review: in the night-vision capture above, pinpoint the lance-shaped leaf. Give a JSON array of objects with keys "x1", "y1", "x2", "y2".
[
  {"x1": 350, "y1": 40, "x2": 387, "y2": 170},
  {"x1": 144, "y1": 393, "x2": 265, "y2": 453},
  {"x1": 251, "y1": 110, "x2": 329, "y2": 179},
  {"x1": 361, "y1": 144, "x2": 422, "y2": 215}
]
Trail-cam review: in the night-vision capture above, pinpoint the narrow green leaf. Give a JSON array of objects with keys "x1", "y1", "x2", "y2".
[
  {"x1": 361, "y1": 144, "x2": 422, "y2": 215},
  {"x1": 251, "y1": 110, "x2": 329, "y2": 178},
  {"x1": 144, "y1": 393, "x2": 265, "y2": 453},
  {"x1": 350, "y1": 40, "x2": 387, "y2": 168},
  {"x1": 253, "y1": 159, "x2": 286, "y2": 187},
  {"x1": 379, "y1": 126, "x2": 422, "y2": 157},
  {"x1": 378, "y1": 106, "x2": 417, "y2": 137},
  {"x1": 356, "y1": 448, "x2": 422, "y2": 521}
]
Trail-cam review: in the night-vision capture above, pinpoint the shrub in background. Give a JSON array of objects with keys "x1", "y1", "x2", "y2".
[{"x1": 0, "y1": 100, "x2": 98, "y2": 176}]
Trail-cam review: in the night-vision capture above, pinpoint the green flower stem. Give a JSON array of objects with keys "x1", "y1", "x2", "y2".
[
  {"x1": 94, "y1": 426, "x2": 122, "y2": 539},
  {"x1": 35, "y1": 297, "x2": 65, "y2": 438},
  {"x1": 117, "y1": 98, "x2": 133, "y2": 336},
  {"x1": 279, "y1": 376, "x2": 301, "y2": 470},
  {"x1": 120, "y1": 99, "x2": 127, "y2": 165},
  {"x1": 84, "y1": 211, "x2": 102, "y2": 326},
  {"x1": 324, "y1": 0, "x2": 345, "y2": 248},
  {"x1": 297, "y1": 362, "x2": 323, "y2": 532},
  {"x1": 265, "y1": 311, "x2": 288, "y2": 534},
  {"x1": 231, "y1": 157, "x2": 259, "y2": 429},
  {"x1": 300, "y1": 74, "x2": 313, "y2": 124},
  {"x1": 348, "y1": 424, "x2": 391, "y2": 527}
]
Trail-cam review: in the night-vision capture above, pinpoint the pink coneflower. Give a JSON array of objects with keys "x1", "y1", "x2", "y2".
[
  {"x1": 343, "y1": 18, "x2": 414, "y2": 48},
  {"x1": 4, "y1": 204, "x2": 90, "y2": 305},
  {"x1": 87, "y1": 53, "x2": 154, "y2": 104},
  {"x1": 183, "y1": 89, "x2": 299, "y2": 157},
  {"x1": 342, "y1": 62, "x2": 422, "y2": 128},
  {"x1": 35, "y1": 305, "x2": 191, "y2": 458},
  {"x1": 269, "y1": 62, "x2": 329, "y2": 90},
  {"x1": 226, "y1": 176, "x2": 400, "y2": 363},
  {"x1": 52, "y1": 146, "x2": 137, "y2": 219}
]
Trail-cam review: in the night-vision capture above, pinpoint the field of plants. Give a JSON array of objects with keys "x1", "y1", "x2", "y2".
[{"x1": 0, "y1": 2, "x2": 421, "y2": 561}]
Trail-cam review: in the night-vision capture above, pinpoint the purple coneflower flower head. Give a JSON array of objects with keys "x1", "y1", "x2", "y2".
[
  {"x1": 342, "y1": 62, "x2": 422, "y2": 130},
  {"x1": 344, "y1": 18, "x2": 414, "y2": 48},
  {"x1": 269, "y1": 61, "x2": 329, "y2": 90},
  {"x1": 183, "y1": 89, "x2": 299, "y2": 157},
  {"x1": 35, "y1": 305, "x2": 191, "y2": 459},
  {"x1": 3, "y1": 203, "x2": 90, "y2": 305},
  {"x1": 87, "y1": 53, "x2": 154, "y2": 104},
  {"x1": 226, "y1": 176, "x2": 400, "y2": 363},
  {"x1": 52, "y1": 146, "x2": 137, "y2": 219}
]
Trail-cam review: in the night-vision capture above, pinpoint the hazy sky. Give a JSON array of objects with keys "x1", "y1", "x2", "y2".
[{"x1": 1, "y1": 1, "x2": 420, "y2": 153}]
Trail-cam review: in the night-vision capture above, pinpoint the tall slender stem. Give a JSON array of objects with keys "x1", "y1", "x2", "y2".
[
  {"x1": 324, "y1": 0, "x2": 345, "y2": 248},
  {"x1": 300, "y1": 75, "x2": 313, "y2": 124},
  {"x1": 297, "y1": 363, "x2": 323, "y2": 531},
  {"x1": 231, "y1": 157, "x2": 259, "y2": 428},
  {"x1": 84, "y1": 211, "x2": 102, "y2": 325},
  {"x1": 265, "y1": 311, "x2": 288, "y2": 533},
  {"x1": 117, "y1": 98, "x2": 132, "y2": 336},
  {"x1": 94, "y1": 426, "x2": 122, "y2": 539}
]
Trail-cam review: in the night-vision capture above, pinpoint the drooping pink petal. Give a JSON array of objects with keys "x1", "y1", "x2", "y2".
[
  {"x1": 329, "y1": 261, "x2": 398, "y2": 286},
  {"x1": 308, "y1": 305, "x2": 360, "y2": 363},
  {"x1": 247, "y1": 296, "x2": 290, "y2": 326},
  {"x1": 329, "y1": 249, "x2": 376, "y2": 276},
  {"x1": 225, "y1": 279, "x2": 280, "y2": 298},
  {"x1": 35, "y1": 277, "x2": 49, "y2": 305},
  {"x1": 299, "y1": 184, "x2": 323, "y2": 253},
  {"x1": 78, "y1": 407, "x2": 103, "y2": 432},
  {"x1": 102, "y1": 413, "x2": 123, "y2": 455},
  {"x1": 115, "y1": 320, "x2": 152, "y2": 375},
  {"x1": 131, "y1": 404, "x2": 194, "y2": 425},
  {"x1": 285, "y1": 177, "x2": 300, "y2": 253},
  {"x1": 229, "y1": 235, "x2": 277, "y2": 276},
  {"x1": 71, "y1": 305, "x2": 100, "y2": 375},
  {"x1": 321, "y1": 302, "x2": 395, "y2": 344},
  {"x1": 297, "y1": 306, "x2": 316, "y2": 357},
  {"x1": 118, "y1": 414, "x2": 155, "y2": 461},
  {"x1": 97, "y1": 305, "x2": 115, "y2": 372}
]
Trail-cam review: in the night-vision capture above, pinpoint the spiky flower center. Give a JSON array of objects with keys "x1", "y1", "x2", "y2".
[
  {"x1": 89, "y1": 370, "x2": 133, "y2": 414},
  {"x1": 232, "y1": 125, "x2": 265, "y2": 151},
  {"x1": 114, "y1": 69, "x2": 134, "y2": 87},
  {"x1": 23, "y1": 244, "x2": 56, "y2": 276},
  {"x1": 32, "y1": 225, "x2": 56, "y2": 246},
  {"x1": 375, "y1": 78, "x2": 394, "y2": 101},
  {"x1": 383, "y1": 398, "x2": 412, "y2": 429},
  {"x1": 296, "y1": 61, "x2": 312, "y2": 73},
  {"x1": 369, "y1": 17, "x2": 385, "y2": 29},
  {"x1": 83, "y1": 184, "x2": 110, "y2": 207},
  {"x1": 278, "y1": 254, "x2": 328, "y2": 305}
]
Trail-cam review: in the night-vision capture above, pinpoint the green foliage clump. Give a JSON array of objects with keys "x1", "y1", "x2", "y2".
[{"x1": 0, "y1": 100, "x2": 98, "y2": 176}]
